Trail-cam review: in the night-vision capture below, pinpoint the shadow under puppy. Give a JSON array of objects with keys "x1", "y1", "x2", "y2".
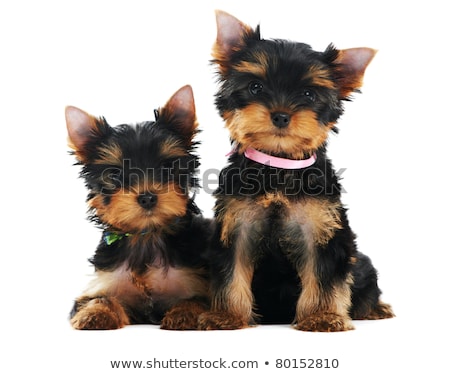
[
  {"x1": 199, "y1": 11, "x2": 394, "y2": 332},
  {"x1": 66, "y1": 85, "x2": 212, "y2": 330}
]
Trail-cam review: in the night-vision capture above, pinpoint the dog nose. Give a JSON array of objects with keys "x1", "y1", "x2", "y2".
[
  {"x1": 271, "y1": 112, "x2": 291, "y2": 128},
  {"x1": 137, "y1": 192, "x2": 158, "y2": 210}
]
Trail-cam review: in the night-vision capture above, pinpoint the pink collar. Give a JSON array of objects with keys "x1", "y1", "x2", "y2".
[{"x1": 244, "y1": 147, "x2": 316, "y2": 169}]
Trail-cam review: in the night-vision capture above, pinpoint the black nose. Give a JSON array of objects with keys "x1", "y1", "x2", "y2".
[
  {"x1": 137, "y1": 193, "x2": 158, "y2": 210},
  {"x1": 271, "y1": 112, "x2": 291, "y2": 128}
]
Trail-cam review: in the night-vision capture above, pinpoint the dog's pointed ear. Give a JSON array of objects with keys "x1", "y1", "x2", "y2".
[
  {"x1": 65, "y1": 106, "x2": 111, "y2": 162},
  {"x1": 213, "y1": 10, "x2": 257, "y2": 73},
  {"x1": 157, "y1": 85, "x2": 198, "y2": 146},
  {"x1": 333, "y1": 47, "x2": 377, "y2": 98}
]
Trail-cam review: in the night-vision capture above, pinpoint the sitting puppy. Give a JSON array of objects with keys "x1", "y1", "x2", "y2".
[{"x1": 199, "y1": 11, "x2": 394, "y2": 332}]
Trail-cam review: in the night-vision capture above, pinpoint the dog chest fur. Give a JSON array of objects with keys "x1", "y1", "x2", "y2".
[{"x1": 219, "y1": 193, "x2": 342, "y2": 256}]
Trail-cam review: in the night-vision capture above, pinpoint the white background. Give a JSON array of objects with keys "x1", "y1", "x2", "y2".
[{"x1": 1, "y1": 0, "x2": 448, "y2": 372}]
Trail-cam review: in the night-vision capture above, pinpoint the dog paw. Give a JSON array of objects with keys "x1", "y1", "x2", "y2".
[
  {"x1": 160, "y1": 301, "x2": 208, "y2": 330},
  {"x1": 295, "y1": 312, "x2": 354, "y2": 332},
  {"x1": 197, "y1": 311, "x2": 249, "y2": 330},
  {"x1": 70, "y1": 297, "x2": 129, "y2": 330},
  {"x1": 366, "y1": 301, "x2": 395, "y2": 320}
]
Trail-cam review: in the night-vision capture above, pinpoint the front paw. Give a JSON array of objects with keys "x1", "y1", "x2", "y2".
[
  {"x1": 295, "y1": 312, "x2": 354, "y2": 332},
  {"x1": 198, "y1": 311, "x2": 249, "y2": 330},
  {"x1": 70, "y1": 297, "x2": 129, "y2": 330},
  {"x1": 160, "y1": 301, "x2": 208, "y2": 330}
]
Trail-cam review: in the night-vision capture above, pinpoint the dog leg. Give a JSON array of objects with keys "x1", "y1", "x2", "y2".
[
  {"x1": 198, "y1": 252, "x2": 254, "y2": 330},
  {"x1": 70, "y1": 296, "x2": 130, "y2": 330},
  {"x1": 293, "y1": 240, "x2": 355, "y2": 332},
  {"x1": 349, "y1": 251, "x2": 395, "y2": 320},
  {"x1": 160, "y1": 299, "x2": 209, "y2": 330},
  {"x1": 198, "y1": 217, "x2": 256, "y2": 330},
  {"x1": 294, "y1": 274, "x2": 354, "y2": 332},
  {"x1": 70, "y1": 267, "x2": 139, "y2": 329},
  {"x1": 284, "y1": 199, "x2": 354, "y2": 332}
]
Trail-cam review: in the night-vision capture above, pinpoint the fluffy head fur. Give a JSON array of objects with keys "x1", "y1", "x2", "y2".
[
  {"x1": 66, "y1": 85, "x2": 199, "y2": 234},
  {"x1": 212, "y1": 10, "x2": 376, "y2": 159}
]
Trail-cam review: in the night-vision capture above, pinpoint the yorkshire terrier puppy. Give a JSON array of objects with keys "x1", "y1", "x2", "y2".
[
  {"x1": 66, "y1": 85, "x2": 211, "y2": 330},
  {"x1": 199, "y1": 11, "x2": 394, "y2": 332}
]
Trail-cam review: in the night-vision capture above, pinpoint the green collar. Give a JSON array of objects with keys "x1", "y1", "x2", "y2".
[
  {"x1": 103, "y1": 232, "x2": 131, "y2": 245},
  {"x1": 103, "y1": 216, "x2": 184, "y2": 245},
  {"x1": 103, "y1": 230, "x2": 152, "y2": 245}
]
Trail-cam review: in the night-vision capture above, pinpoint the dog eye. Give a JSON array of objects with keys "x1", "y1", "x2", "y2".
[
  {"x1": 302, "y1": 89, "x2": 316, "y2": 102},
  {"x1": 249, "y1": 81, "x2": 264, "y2": 95}
]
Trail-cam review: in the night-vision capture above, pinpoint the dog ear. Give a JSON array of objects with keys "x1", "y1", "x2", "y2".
[
  {"x1": 157, "y1": 85, "x2": 198, "y2": 146},
  {"x1": 213, "y1": 10, "x2": 257, "y2": 73},
  {"x1": 333, "y1": 47, "x2": 377, "y2": 98},
  {"x1": 65, "y1": 106, "x2": 111, "y2": 163}
]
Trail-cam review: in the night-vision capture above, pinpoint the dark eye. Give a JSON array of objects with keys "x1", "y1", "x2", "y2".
[
  {"x1": 302, "y1": 88, "x2": 316, "y2": 102},
  {"x1": 249, "y1": 81, "x2": 264, "y2": 95}
]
